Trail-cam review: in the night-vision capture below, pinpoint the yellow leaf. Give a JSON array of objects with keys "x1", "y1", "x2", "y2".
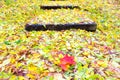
[
  {"x1": 83, "y1": 52, "x2": 89, "y2": 56},
  {"x1": 39, "y1": 66, "x2": 45, "y2": 72},
  {"x1": 27, "y1": 74, "x2": 35, "y2": 79},
  {"x1": 9, "y1": 50, "x2": 16, "y2": 54},
  {"x1": 16, "y1": 63, "x2": 22, "y2": 68},
  {"x1": 98, "y1": 60, "x2": 108, "y2": 68},
  {"x1": 19, "y1": 46, "x2": 27, "y2": 51},
  {"x1": 58, "y1": 54, "x2": 63, "y2": 58},
  {"x1": 32, "y1": 53, "x2": 41, "y2": 58},
  {"x1": 10, "y1": 58, "x2": 16, "y2": 63},
  {"x1": 88, "y1": 45, "x2": 93, "y2": 50},
  {"x1": 54, "y1": 60, "x2": 60, "y2": 65},
  {"x1": 18, "y1": 76, "x2": 25, "y2": 80},
  {"x1": 28, "y1": 64, "x2": 37, "y2": 71},
  {"x1": 9, "y1": 75, "x2": 17, "y2": 80}
]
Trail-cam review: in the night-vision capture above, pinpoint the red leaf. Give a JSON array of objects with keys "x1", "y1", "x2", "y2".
[
  {"x1": 59, "y1": 54, "x2": 76, "y2": 71},
  {"x1": 60, "y1": 54, "x2": 76, "y2": 65},
  {"x1": 59, "y1": 64, "x2": 70, "y2": 71}
]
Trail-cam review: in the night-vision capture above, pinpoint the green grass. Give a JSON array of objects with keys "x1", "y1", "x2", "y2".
[{"x1": 0, "y1": 0, "x2": 120, "y2": 80}]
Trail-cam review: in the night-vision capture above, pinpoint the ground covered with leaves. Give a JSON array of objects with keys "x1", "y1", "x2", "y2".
[{"x1": 0, "y1": 0, "x2": 120, "y2": 80}]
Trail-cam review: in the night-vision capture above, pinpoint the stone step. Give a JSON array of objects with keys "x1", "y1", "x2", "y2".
[
  {"x1": 40, "y1": 5, "x2": 80, "y2": 9},
  {"x1": 25, "y1": 22, "x2": 97, "y2": 32},
  {"x1": 40, "y1": 1, "x2": 80, "y2": 9}
]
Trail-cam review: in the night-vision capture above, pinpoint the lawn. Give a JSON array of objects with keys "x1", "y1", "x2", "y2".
[{"x1": 0, "y1": 0, "x2": 120, "y2": 80}]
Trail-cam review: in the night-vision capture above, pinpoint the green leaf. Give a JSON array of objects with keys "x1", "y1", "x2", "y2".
[
  {"x1": 4, "y1": 41, "x2": 11, "y2": 45},
  {"x1": 4, "y1": 0, "x2": 14, "y2": 5},
  {"x1": 0, "y1": 72, "x2": 12, "y2": 79},
  {"x1": 49, "y1": 76, "x2": 54, "y2": 80},
  {"x1": 14, "y1": 39, "x2": 21, "y2": 44}
]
